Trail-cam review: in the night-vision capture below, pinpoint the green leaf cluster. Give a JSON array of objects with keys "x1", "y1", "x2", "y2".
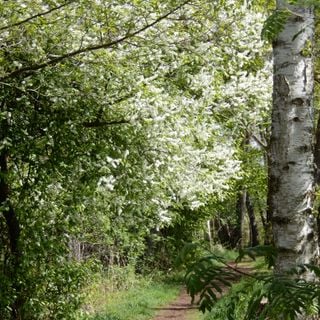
[
  {"x1": 182, "y1": 244, "x2": 320, "y2": 319},
  {"x1": 261, "y1": 9, "x2": 291, "y2": 42}
]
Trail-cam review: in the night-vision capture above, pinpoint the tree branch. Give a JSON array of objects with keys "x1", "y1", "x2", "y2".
[
  {"x1": 251, "y1": 133, "x2": 268, "y2": 149},
  {"x1": 1, "y1": 0, "x2": 191, "y2": 81},
  {"x1": 0, "y1": 1, "x2": 75, "y2": 31},
  {"x1": 83, "y1": 119, "x2": 130, "y2": 128}
]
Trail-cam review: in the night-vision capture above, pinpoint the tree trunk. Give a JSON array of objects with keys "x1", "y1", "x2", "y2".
[
  {"x1": 246, "y1": 193, "x2": 259, "y2": 247},
  {"x1": 314, "y1": 112, "x2": 320, "y2": 247},
  {"x1": 233, "y1": 191, "x2": 246, "y2": 249},
  {"x1": 0, "y1": 102, "x2": 22, "y2": 319},
  {"x1": 206, "y1": 219, "x2": 213, "y2": 248},
  {"x1": 0, "y1": 153, "x2": 20, "y2": 261},
  {"x1": 269, "y1": 1, "x2": 318, "y2": 277}
]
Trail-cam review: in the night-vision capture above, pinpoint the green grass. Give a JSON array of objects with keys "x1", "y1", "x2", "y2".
[
  {"x1": 208, "y1": 244, "x2": 239, "y2": 261},
  {"x1": 81, "y1": 278, "x2": 180, "y2": 320},
  {"x1": 186, "y1": 308, "x2": 206, "y2": 320}
]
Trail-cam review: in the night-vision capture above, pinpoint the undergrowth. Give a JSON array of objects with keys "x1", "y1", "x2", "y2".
[
  {"x1": 181, "y1": 244, "x2": 320, "y2": 319},
  {"x1": 81, "y1": 266, "x2": 180, "y2": 320},
  {"x1": 203, "y1": 278, "x2": 262, "y2": 320}
]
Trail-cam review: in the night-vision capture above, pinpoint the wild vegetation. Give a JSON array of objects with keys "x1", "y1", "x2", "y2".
[{"x1": 1, "y1": 0, "x2": 320, "y2": 319}]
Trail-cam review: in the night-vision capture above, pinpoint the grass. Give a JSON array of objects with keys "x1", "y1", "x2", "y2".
[
  {"x1": 81, "y1": 274, "x2": 180, "y2": 320},
  {"x1": 209, "y1": 244, "x2": 239, "y2": 262},
  {"x1": 186, "y1": 308, "x2": 206, "y2": 320}
]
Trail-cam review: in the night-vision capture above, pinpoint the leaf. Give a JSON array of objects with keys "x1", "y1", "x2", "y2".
[
  {"x1": 261, "y1": 9, "x2": 291, "y2": 42},
  {"x1": 236, "y1": 245, "x2": 277, "y2": 268}
]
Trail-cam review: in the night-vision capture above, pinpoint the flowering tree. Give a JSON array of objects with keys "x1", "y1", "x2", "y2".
[{"x1": 0, "y1": 1, "x2": 271, "y2": 318}]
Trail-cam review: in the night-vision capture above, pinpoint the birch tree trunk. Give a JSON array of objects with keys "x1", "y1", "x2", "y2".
[{"x1": 269, "y1": 1, "x2": 318, "y2": 276}]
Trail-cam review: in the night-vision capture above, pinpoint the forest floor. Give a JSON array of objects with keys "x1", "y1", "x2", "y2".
[{"x1": 152, "y1": 262, "x2": 253, "y2": 320}]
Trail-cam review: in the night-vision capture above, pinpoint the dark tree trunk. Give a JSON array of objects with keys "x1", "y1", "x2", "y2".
[
  {"x1": 0, "y1": 105, "x2": 22, "y2": 319},
  {"x1": 0, "y1": 152, "x2": 20, "y2": 260},
  {"x1": 214, "y1": 218, "x2": 232, "y2": 248},
  {"x1": 246, "y1": 193, "x2": 259, "y2": 247},
  {"x1": 259, "y1": 209, "x2": 271, "y2": 245},
  {"x1": 0, "y1": 151, "x2": 23, "y2": 320},
  {"x1": 232, "y1": 192, "x2": 245, "y2": 248}
]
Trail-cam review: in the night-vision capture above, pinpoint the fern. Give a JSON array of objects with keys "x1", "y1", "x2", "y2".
[
  {"x1": 246, "y1": 271, "x2": 320, "y2": 320},
  {"x1": 181, "y1": 244, "x2": 320, "y2": 319},
  {"x1": 184, "y1": 255, "x2": 239, "y2": 312}
]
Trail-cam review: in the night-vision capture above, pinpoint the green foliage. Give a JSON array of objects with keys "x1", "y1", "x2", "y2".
[
  {"x1": 104, "y1": 265, "x2": 140, "y2": 291},
  {"x1": 261, "y1": 9, "x2": 291, "y2": 42},
  {"x1": 236, "y1": 245, "x2": 277, "y2": 269},
  {"x1": 185, "y1": 255, "x2": 237, "y2": 313},
  {"x1": 82, "y1": 279, "x2": 179, "y2": 320},
  {"x1": 203, "y1": 279, "x2": 263, "y2": 320},
  {"x1": 182, "y1": 245, "x2": 320, "y2": 319},
  {"x1": 244, "y1": 271, "x2": 320, "y2": 320},
  {"x1": 178, "y1": 243, "x2": 241, "y2": 313},
  {"x1": 288, "y1": 0, "x2": 320, "y2": 6},
  {"x1": 0, "y1": 259, "x2": 97, "y2": 320},
  {"x1": 175, "y1": 242, "x2": 208, "y2": 269}
]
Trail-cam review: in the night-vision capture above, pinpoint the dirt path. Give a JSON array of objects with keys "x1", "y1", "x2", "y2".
[
  {"x1": 152, "y1": 288, "x2": 199, "y2": 320},
  {"x1": 152, "y1": 263, "x2": 253, "y2": 320}
]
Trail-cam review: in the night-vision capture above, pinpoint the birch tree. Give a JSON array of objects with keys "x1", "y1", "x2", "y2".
[{"x1": 268, "y1": 0, "x2": 319, "y2": 276}]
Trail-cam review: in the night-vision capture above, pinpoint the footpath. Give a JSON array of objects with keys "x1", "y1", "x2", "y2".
[
  {"x1": 152, "y1": 288, "x2": 200, "y2": 320},
  {"x1": 152, "y1": 262, "x2": 253, "y2": 320}
]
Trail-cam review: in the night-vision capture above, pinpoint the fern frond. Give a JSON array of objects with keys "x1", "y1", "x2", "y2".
[{"x1": 184, "y1": 255, "x2": 240, "y2": 312}]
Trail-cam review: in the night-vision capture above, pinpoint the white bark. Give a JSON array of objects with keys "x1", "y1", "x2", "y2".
[
  {"x1": 269, "y1": 1, "x2": 318, "y2": 276},
  {"x1": 206, "y1": 220, "x2": 212, "y2": 247}
]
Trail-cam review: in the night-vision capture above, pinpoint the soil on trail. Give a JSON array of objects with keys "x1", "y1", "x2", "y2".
[
  {"x1": 152, "y1": 263, "x2": 253, "y2": 320},
  {"x1": 152, "y1": 288, "x2": 199, "y2": 320}
]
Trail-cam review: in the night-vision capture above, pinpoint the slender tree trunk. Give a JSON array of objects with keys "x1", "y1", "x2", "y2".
[
  {"x1": 259, "y1": 209, "x2": 271, "y2": 245},
  {"x1": 206, "y1": 220, "x2": 213, "y2": 248},
  {"x1": 214, "y1": 218, "x2": 232, "y2": 248},
  {"x1": 246, "y1": 193, "x2": 259, "y2": 247},
  {"x1": 269, "y1": 1, "x2": 318, "y2": 277},
  {"x1": 0, "y1": 153, "x2": 20, "y2": 263},
  {"x1": 0, "y1": 102, "x2": 22, "y2": 319},
  {"x1": 233, "y1": 191, "x2": 246, "y2": 249}
]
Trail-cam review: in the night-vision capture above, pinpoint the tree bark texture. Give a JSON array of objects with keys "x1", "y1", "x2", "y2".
[
  {"x1": 269, "y1": 1, "x2": 318, "y2": 275},
  {"x1": 314, "y1": 112, "x2": 320, "y2": 248}
]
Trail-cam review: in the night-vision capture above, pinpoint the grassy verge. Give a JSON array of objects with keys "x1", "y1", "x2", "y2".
[{"x1": 81, "y1": 273, "x2": 180, "y2": 320}]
